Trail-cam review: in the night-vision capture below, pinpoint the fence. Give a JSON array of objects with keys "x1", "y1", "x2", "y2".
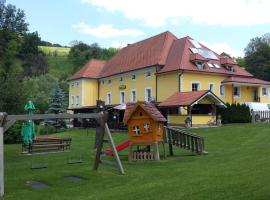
[
  {"x1": 165, "y1": 126, "x2": 207, "y2": 155},
  {"x1": 251, "y1": 111, "x2": 270, "y2": 123}
]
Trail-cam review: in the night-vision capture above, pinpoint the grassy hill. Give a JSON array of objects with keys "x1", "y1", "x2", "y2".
[{"x1": 38, "y1": 46, "x2": 76, "y2": 79}]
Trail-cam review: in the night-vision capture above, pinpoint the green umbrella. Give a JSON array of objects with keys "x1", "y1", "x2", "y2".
[
  {"x1": 21, "y1": 101, "x2": 36, "y2": 145},
  {"x1": 24, "y1": 100, "x2": 36, "y2": 111}
]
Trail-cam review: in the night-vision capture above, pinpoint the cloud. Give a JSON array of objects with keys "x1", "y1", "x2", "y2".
[
  {"x1": 72, "y1": 22, "x2": 144, "y2": 38},
  {"x1": 110, "y1": 41, "x2": 128, "y2": 48},
  {"x1": 82, "y1": 0, "x2": 270, "y2": 27},
  {"x1": 200, "y1": 41, "x2": 243, "y2": 57}
]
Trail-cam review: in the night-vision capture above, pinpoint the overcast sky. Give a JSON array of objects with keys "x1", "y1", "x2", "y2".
[{"x1": 8, "y1": 0, "x2": 270, "y2": 57}]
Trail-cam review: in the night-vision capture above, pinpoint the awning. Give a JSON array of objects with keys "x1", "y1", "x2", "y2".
[
  {"x1": 159, "y1": 90, "x2": 226, "y2": 107},
  {"x1": 113, "y1": 104, "x2": 126, "y2": 110},
  {"x1": 222, "y1": 76, "x2": 270, "y2": 86}
]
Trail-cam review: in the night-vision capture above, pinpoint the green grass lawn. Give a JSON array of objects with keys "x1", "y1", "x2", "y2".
[{"x1": 2, "y1": 124, "x2": 270, "y2": 200}]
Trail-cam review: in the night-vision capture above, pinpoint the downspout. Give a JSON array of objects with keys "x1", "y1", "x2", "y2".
[
  {"x1": 178, "y1": 71, "x2": 184, "y2": 92},
  {"x1": 97, "y1": 79, "x2": 100, "y2": 103},
  {"x1": 156, "y1": 67, "x2": 158, "y2": 103}
]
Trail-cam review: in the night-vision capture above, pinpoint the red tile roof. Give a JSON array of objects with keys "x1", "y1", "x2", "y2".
[
  {"x1": 159, "y1": 90, "x2": 209, "y2": 107},
  {"x1": 158, "y1": 36, "x2": 253, "y2": 77},
  {"x1": 99, "y1": 31, "x2": 177, "y2": 78},
  {"x1": 222, "y1": 76, "x2": 270, "y2": 85},
  {"x1": 68, "y1": 59, "x2": 106, "y2": 80},
  {"x1": 220, "y1": 56, "x2": 237, "y2": 65},
  {"x1": 190, "y1": 53, "x2": 209, "y2": 62},
  {"x1": 123, "y1": 101, "x2": 166, "y2": 124}
]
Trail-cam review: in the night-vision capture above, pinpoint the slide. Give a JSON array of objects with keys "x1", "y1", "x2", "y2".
[{"x1": 105, "y1": 140, "x2": 130, "y2": 156}]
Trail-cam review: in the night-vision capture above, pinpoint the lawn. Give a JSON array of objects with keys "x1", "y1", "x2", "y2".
[
  {"x1": 2, "y1": 124, "x2": 270, "y2": 200},
  {"x1": 39, "y1": 46, "x2": 70, "y2": 56}
]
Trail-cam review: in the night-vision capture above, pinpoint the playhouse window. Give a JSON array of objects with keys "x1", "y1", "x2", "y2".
[
  {"x1": 144, "y1": 123, "x2": 150, "y2": 132},
  {"x1": 132, "y1": 126, "x2": 140, "y2": 135}
]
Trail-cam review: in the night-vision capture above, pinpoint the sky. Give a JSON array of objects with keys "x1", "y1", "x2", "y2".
[{"x1": 7, "y1": 0, "x2": 270, "y2": 57}]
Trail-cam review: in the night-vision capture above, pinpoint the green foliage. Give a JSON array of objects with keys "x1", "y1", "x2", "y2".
[
  {"x1": 46, "y1": 82, "x2": 67, "y2": 129},
  {"x1": 244, "y1": 33, "x2": 270, "y2": 81},
  {"x1": 218, "y1": 103, "x2": 251, "y2": 123},
  {"x1": 23, "y1": 74, "x2": 57, "y2": 113},
  {"x1": 235, "y1": 57, "x2": 247, "y2": 68},
  {"x1": 4, "y1": 121, "x2": 22, "y2": 144},
  {"x1": 68, "y1": 42, "x2": 118, "y2": 72},
  {"x1": 39, "y1": 46, "x2": 70, "y2": 56},
  {"x1": 37, "y1": 124, "x2": 57, "y2": 135}
]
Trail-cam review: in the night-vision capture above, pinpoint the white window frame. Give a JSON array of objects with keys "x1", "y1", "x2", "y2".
[
  {"x1": 233, "y1": 86, "x2": 241, "y2": 98},
  {"x1": 131, "y1": 73, "x2": 136, "y2": 80},
  {"x1": 71, "y1": 96, "x2": 75, "y2": 105},
  {"x1": 106, "y1": 92, "x2": 112, "y2": 105},
  {"x1": 191, "y1": 82, "x2": 200, "y2": 91},
  {"x1": 220, "y1": 84, "x2": 225, "y2": 96},
  {"x1": 145, "y1": 71, "x2": 151, "y2": 79},
  {"x1": 120, "y1": 91, "x2": 125, "y2": 104},
  {"x1": 130, "y1": 89, "x2": 137, "y2": 102},
  {"x1": 145, "y1": 87, "x2": 152, "y2": 102},
  {"x1": 76, "y1": 96, "x2": 79, "y2": 106},
  {"x1": 209, "y1": 83, "x2": 214, "y2": 92},
  {"x1": 262, "y1": 87, "x2": 268, "y2": 96}
]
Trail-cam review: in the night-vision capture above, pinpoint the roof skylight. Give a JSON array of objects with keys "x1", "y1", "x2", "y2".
[
  {"x1": 190, "y1": 48, "x2": 219, "y2": 60},
  {"x1": 189, "y1": 39, "x2": 202, "y2": 48},
  {"x1": 214, "y1": 64, "x2": 221, "y2": 68},
  {"x1": 208, "y1": 63, "x2": 214, "y2": 68}
]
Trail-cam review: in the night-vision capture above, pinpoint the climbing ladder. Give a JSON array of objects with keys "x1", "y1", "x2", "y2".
[{"x1": 165, "y1": 126, "x2": 208, "y2": 155}]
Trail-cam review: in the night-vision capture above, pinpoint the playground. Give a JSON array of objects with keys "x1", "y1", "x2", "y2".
[{"x1": 1, "y1": 123, "x2": 270, "y2": 200}]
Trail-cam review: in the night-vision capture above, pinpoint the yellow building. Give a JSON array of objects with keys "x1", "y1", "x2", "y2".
[{"x1": 68, "y1": 31, "x2": 270, "y2": 126}]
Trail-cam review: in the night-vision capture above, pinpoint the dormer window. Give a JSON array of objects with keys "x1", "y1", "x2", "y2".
[
  {"x1": 227, "y1": 65, "x2": 234, "y2": 72},
  {"x1": 195, "y1": 62, "x2": 205, "y2": 69}
]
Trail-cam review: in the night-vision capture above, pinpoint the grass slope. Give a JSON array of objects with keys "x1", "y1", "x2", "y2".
[
  {"x1": 39, "y1": 46, "x2": 70, "y2": 56},
  {"x1": 2, "y1": 124, "x2": 270, "y2": 200}
]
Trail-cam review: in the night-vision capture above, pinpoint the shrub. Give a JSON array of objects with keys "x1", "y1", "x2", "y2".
[
  {"x1": 218, "y1": 103, "x2": 251, "y2": 124},
  {"x1": 38, "y1": 124, "x2": 57, "y2": 135},
  {"x1": 4, "y1": 121, "x2": 22, "y2": 144}
]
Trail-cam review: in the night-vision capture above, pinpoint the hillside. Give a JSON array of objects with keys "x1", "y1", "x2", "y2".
[{"x1": 38, "y1": 46, "x2": 76, "y2": 79}]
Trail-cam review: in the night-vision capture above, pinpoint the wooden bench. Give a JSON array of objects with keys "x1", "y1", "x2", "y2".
[{"x1": 23, "y1": 137, "x2": 72, "y2": 153}]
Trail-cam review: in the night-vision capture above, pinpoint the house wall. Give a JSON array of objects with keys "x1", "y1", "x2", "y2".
[
  {"x1": 99, "y1": 67, "x2": 157, "y2": 105},
  {"x1": 68, "y1": 78, "x2": 98, "y2": 108}
]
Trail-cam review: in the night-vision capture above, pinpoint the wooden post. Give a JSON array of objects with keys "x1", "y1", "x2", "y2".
[
  {"x1": 153, "y1": 142, "x2": 160, "y2": 161},
  {"x1": 0, "y1": 126, "x2": 4, "y2": 197},
  {"x1": 167, "y1": 128, "x2": 173, "y2": 156},
  {"x1": 251, "y1": 110, "x2": 255, "y2": 123}
]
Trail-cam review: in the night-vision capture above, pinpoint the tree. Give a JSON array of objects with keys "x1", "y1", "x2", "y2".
[
  {"x1": 244, "y1": 33, "x2": 270, "y2": 81},
  {"x1": 46, "y1": 82, "x2": 66, "y2": 129}
]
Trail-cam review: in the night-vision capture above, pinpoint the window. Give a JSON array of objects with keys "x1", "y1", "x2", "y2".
[
  {"x1": 209, "y1": 83, "x2": 214, "y2": 92},
  {"x1": 76, "y1": 96, "x2": 79, "y2": 105},
  {"x1": 262, "y1": 87, "x2": 268, "y2": 96},
  {"x1": 144, "y1": 123, "x2": 150, "y2": 132},
  {"x1": 120, "y1": 91, "x2": 125, "y2": 104},
  {"x1": 76, "y1": 82, "x2": 79, "y2": 87},
  {"x1": 145, "y1": 88, "x2": 152, "y2": 102},
  {"x1": 191, "y1": 83, "x2": 200, "y2": 91},
  {"x1": 132, "y1": 125, "x2": 140, "y2": 135},
  {"x1": 189, "y1": 39, "x2": 202, "y2": 48},
  {"x1": 108, "y1": 79, "x2": 112, "y2": 85},
  {"x1": 71, "y1": 96, "x2": 75, "y2": 105},
  {"x1": 220, "y1": 85, "x2": 225, "y2": 96},
  {"x1": 208, "y1": 63, "x2": 214, "y2": 68},
  {"x1": 71, "y1": 83, "x2": 74, "y2": 87},
  {"x1": 106, "y1": 93, "x2": 111, "y2": 105},
  {"x1": 195, "y1": 62, "x2": 204, "y2": 69},
  {"x1": 233, "y1": 86, "x2": 240, "y2": 97},
  {"x1": 101, "y1": 80, "x2": 105, "y2": 85},
  {"x1": 119, "y1": 77, "x2": 123, "y2": 82},
  {"x1": 131, "y1": 74, "x2": 136, "y2": 80},
  {"x1": 214, "y1": 64, "x2": 221, "y2": 68},
  {"x1": 146, "y1": 71, "x2": 151, "y2": 78},
  {"x1": 131, "y1": 90, "x2": 136, "y2": 102}
]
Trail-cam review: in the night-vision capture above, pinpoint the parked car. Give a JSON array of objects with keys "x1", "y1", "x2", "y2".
[{"x1": 243, "y1": 102, "x2": 270, "y2": 121}]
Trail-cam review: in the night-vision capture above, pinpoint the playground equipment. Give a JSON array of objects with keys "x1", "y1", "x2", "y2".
[
  {"x1": 0, "y1": 101, "x2": 124, "y2": 197},
  {"x1": 123, "y1": 101, "x2": 167, "y2": 161}
]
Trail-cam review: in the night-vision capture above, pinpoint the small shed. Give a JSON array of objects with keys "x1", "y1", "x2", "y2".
[
  {"x1": 123, "y1": 102, "x2": 166, "y2": 161},
  {"x1": 123, "y1": 101, "x2": 167, "y2": 144}
]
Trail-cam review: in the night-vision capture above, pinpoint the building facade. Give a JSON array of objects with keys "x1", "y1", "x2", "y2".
[{"x1": 68, "y1": 31, "x2": 270, "y2": 125}]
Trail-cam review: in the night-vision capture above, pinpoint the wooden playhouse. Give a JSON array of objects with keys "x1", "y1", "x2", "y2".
[{"x1": 123, "y1": 101, "x2": 166, "y2": 161}]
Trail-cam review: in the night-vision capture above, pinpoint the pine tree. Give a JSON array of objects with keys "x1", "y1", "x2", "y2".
[{"x1": 46, "y1": 82, "x2": 66, "y2": 130}]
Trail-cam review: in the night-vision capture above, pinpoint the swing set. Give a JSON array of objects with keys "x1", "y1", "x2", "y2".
[{"x1": 0, "y1": 100, "x2": 124, "y2": 197}]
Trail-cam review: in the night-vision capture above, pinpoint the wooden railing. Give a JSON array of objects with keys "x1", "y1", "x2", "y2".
[
  {"x1": 251, "y1": 110, "x2": 270, "y2": 123},
  {"x1": 165, "y1": 126, "x2": 207, "y2": 155}
]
